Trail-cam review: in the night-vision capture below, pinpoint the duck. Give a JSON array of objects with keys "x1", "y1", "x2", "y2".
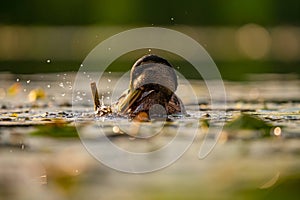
[{"x1": 114, "y1": 54, "x2": 186, "y2": 120}]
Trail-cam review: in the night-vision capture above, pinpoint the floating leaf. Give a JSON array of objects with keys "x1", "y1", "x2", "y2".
[
  {"x1": 30, "y1": 124, "x2": 78, "y2": 138},
  {"x1": 225, "y1": 114, "x2": 273, "y2": 137},
  {"x1": 7, "y1": 83, "x2": 21, "y2": 96},
  {"x1": 9, "y1": 113, "x2": 18, "y2": 117},
  {"x1": 28, "y1": 88, "x2": 46, "y2": 102}
]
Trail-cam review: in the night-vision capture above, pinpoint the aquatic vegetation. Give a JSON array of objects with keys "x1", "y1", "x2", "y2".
[
  {"x1": 28, "y1": 88, "x2": 46, "y2": 102},
  {"x1": 224, "y1": 114, "x2": 274, "y2": 138},
  {"x1": 30, "y1": 123, "x2": 78, "y2": 138},
  {"x1": 7, "y1": 83, "x2": 21, "y2": 96},
  {"x1": 0, "y1": 72, "x2": 299, "y2": 200}
]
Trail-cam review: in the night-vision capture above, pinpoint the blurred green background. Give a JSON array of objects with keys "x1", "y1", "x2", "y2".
[{"x1": 0, "y1": 0, "x2": 300, "y2": 80}]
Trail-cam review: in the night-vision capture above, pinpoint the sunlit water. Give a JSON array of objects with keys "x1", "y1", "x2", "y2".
[{"x1": 0, "y1": 72, "x2": 300, "y2": 200}]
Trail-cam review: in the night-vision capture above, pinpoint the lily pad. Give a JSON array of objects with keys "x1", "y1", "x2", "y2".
[
  {"x1": 30, "y1": 124, "x2": 78, "y2": 138},
  {"x1": 225, "y1": 114, "x2": 273, "y2": 137}
]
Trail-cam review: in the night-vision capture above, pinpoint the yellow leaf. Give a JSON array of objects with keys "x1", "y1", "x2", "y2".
[
  {"x1": 7, "y1": 83, "x2": 21, "y2": 96},
  {"x1": 10, "y1": 113, "x2": 18, "y2": 117},
  {"x1": 28, "y1": 88, "x2": 46, "y2": 102}
]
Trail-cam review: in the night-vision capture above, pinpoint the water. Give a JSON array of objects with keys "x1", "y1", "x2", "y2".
[{"x1": 0, "y1": 72, "x2": 299, "y2": 200}]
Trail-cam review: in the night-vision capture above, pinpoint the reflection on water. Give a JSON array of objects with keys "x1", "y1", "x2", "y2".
[{"x1": 0, "y1": 72, "x2": 299, "y2": 199}]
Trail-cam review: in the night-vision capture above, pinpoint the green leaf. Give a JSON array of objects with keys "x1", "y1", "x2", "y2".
[
  {"x1": 30, "y1": 125, "x2": 78, "y2": 138},
  {"x1": 225, "y1": 114, "x2": 273, "y2": 137}
]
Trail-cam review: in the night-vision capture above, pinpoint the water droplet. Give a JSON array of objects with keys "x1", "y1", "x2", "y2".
[
  {"x1": 80, "y1": 64, "x2": 83, "y2": 67},
  {"x1": 47, "y1": 84, "x2": 51, "y2": 88},
  {"x1": 76, "y1": 95, "x2": 82, "y2": 100},
  {"x1": 68, "y1": 86, "x2": 72, "y2": 90},
  {"x1": 82, "y1": 92, "x2": 86, "y2": 96},
  {"x1": 61, "y1": 93, "x2": 65, "y2": 97},
  {"x1": 108, "y1": 79, "x2": 111, "y2": 83},
  {"x1": 16, "y1": 78, "x2": 20, "y2": 82},
  {"x1": 108, "y1": 71, "x2": 111, "y2": 74},
  {"x1": 23, "y1": 89, "x2": 27, "y2": 92},
  {"x1": 148, "y1": 49, "x2": 151, "y2": 52},
  {"x1": 107, "y1": 91, "x2": 110, "y2": 94},
  {"x1": 46, "y1": 59, "x2": 51, "y2": 63},
  {"x1": 59, "y1": 82, "x2": 64, "y2": 88},
  {"x1": 77, "y1": 91, "x2": 81, "y2": 95},
  {"x1": 106, "y1": 96, "x2": 110, "y2": 100},
  {"x1": 64, "y1": 73, "x2": 67, "y2": 76},
  {"x1": 26, "y1": 80, "x2": 30, "y2": 84},
  {"x1": 171, "y1": 17, "x2": 174, "y2": 21},
  {"x1": 57, "y1": 74, "x2": 60, "y2": 77},
  {"x1": 108, "y1": 47, "x2": 111, "y2": 51},
  {"x1": 83, "y1": 71, "x2": 86, "y2": 74}
]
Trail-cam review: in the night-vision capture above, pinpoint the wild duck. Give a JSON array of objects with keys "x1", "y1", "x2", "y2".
[{"x1": 114, "y1": 54, "x2": 186, "y2": 120}]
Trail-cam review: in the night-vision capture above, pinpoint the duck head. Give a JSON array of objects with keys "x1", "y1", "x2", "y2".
[{"x1": 117, "y1": 54, "x2": 185, "y2": 119}]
